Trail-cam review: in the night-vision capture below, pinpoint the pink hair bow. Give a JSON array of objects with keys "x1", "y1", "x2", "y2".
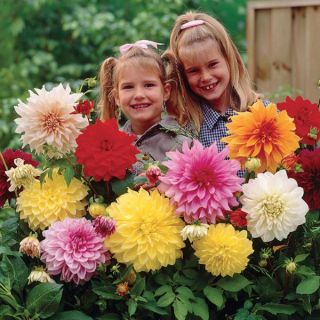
[
  {"x1": 119, "y1": 40, "x2": 162, "y2": 54},
  {"x1": 181, "y1": 19, "x2": 205, "y2": 30}
]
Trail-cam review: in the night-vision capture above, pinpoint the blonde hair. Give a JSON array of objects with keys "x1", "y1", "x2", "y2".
[
  {"x1": 98, "y1": 46, "x2": 185, "y2": 124},
  {"x1": 166, "y1": 11, "x2": 257, "y2": 130}
]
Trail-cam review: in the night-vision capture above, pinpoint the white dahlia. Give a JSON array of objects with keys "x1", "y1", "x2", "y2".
[
  {"x1": 240, "y1": 170, "x2": 309, "y2": 242},
  {"x1": 15, "y1": 84, "x2": 88, "y2": 158}
]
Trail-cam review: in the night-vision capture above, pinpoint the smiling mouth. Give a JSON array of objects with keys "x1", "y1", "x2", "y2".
[
  {"x1": 201, "y1": 83, "x2": 217, "y2": 91},
  {"x1": 130, "y1": 104, "x2": 150, "y2": 109}
]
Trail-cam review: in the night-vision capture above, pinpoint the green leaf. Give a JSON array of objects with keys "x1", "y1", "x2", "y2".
[
  {"x1": 294, "y1": 254, "x2": 309, "y2": 263},
  {"x1": 216, "y1": 274, "x2": 252, "y2": 292},
  {"x1": 296, "y1": 265, "x2": 316, "y2": 277},
  {"x1": 130, "y1": 277, "x2": 145, "y2": 297},
  {"x1": 296, "y1": 276, "x2": 320, "y2": 295},
  {"x1": 26, "y1": 283, "x2": 63, "y2": 318},
  {"x1": 110, "y1": 173, "x2": 135, "y2": 196},
  {"x1": 154, "y1": 285, "x2": 172, "y2": 297},
  {"x1": 140, "y1": 302, "x2": 168, "y2": 315},
  {"x1": 192, "y1": 297, "x2": 209, "y2": 320},
  {"x1": 112, "y1": 264, "x2": 133, "y2": 285},
  {"x1": 96, "y1": 314, "x2": 121, "y2": 320},
  {"x1": 173, "y1": 298, "x2": 188, "y2": 320},
  {"x1": 157, "y1": 291, "x2": 175, "y2": 307},
  {"x1": 127, "y1": 299, "x2": 137, "y2": 316},
  {"x1": 256, "y1": 303, "x2": 296, "y2": 315},
  {"x1": 63, "y1": 166, "x2": 75, "y2": 186},
  {"x1": 48, "y1": 311, "x2": 93, "y2": 320},
  {"x1": 176, "y1": 286, "x2": 194, "y2": 300},
  {"x1": 203, "y1": 286, "x2": 224, "y2": 308}
]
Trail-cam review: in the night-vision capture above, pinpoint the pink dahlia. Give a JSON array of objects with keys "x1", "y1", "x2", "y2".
[
  {"x1": 159, "y1": 140, "x2": 243, "y2": 223},
  {"x1": 41, "y1": 218, "x2": 109, "y2": 284}
]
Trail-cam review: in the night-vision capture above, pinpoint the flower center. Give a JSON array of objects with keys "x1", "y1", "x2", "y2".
[
  {"x1": 100, "y1": 140, "x2": 113, "y2": 151},
  {"x1": 42, "y1": 111, "x2": 62, "y2": 133},
  {"x1": 261, "y1": 195, "x2": 284, "y2": 218},
  {"x1": 192, "y1": 167, "x2": 216, "y2": 185},
  {"x1": 254, "y1": 120, "x2": 278, "y2": 143}
]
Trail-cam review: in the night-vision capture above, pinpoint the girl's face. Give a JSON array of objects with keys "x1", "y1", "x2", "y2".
[
  {"x1": 180, "y1": 38, "x2": 230, "y2": 113},
  {"x1": 115, "y1": 64, "x2": 170, "y2": 135}
]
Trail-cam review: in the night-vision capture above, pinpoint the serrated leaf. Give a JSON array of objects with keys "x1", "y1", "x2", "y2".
[
  {"x1": 256, "y1": 303, "x2": 296, "y2": 315},
  {"x1": 216, "y1": 274, "x2": 252, "y2": 292},
  {"x1": 192, "y1": 297, "x2": 209, "y2": 320},
  {"x1": 26, "y1": 283, "x2": 63, "y2": 318},
  {"x1": 157, "y1": 291, "x2": 175, "y2": 307},
  {"x1": 296, "y1": 276, "x2": 320, "y2": 295},
  {"x1": 203, "y1": 286, "x2": 224, "y2": 308},
  {"x1": 63, "y1": 166, "x2": 75, "y2": 186},
  {"x1": 173, "y1": 298, "x2": 188, "y2": 320},
  {"x1": 110, "y1": 173, "x2": 135, "y2": 196},
  {"x1": 154, "y1": 285, "x2": 172, "y2": 297},
  {"x1": 176, "y1": 286, "x2": 194, "y2": 300}
]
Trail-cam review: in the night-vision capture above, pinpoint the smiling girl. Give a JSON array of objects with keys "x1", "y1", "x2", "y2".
[{"x1": 98, "y1": 40, "x2": 191, "y2": 163}]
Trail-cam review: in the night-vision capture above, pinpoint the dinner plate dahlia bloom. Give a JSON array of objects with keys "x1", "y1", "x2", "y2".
[
  {"x1": 14, "y1": 84, "x2": 88, "y2": 158},
  {"x1": 41, "y1": 218, "x2": 108, "y2": 284},
  {"x1": 106, "y1": 189, "x2": 185, "y2": 272},
  {"x1": 159, "y1": 140, "x2": 243, "y2": 223},
  {"x1": 193, "y1": 224, "x2": 253, "y2": 277},
  {"x1": 16, "y1": 170, "x2": 88, "y2": 230},
  {"x1": 240, "y1": 170, "x2": 309, "y2": 242},
  {"x1": 221, "y1": 100, "x2": 300, "y2": 173}
]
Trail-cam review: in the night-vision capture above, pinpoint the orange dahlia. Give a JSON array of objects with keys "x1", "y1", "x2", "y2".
[{"x1": 221, "y1": 100, "x2": 300, "y2": 173}]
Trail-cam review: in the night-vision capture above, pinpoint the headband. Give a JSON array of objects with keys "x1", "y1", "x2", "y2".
[{"x1": 180, "y1": 19, "x2": 205, "y2": 30}]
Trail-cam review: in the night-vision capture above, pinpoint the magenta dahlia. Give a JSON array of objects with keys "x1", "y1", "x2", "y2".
[
  {"x1": 41, "y1": 218, "x2": 109, "y2": 284},
  {"x1": 159, "y1": 140, "x2": 243, "y2": 223},
  {"x1": 0, "y1": 149, "x2": 38, "y2": 207},
  {"x1": 289, "y1": 149, "x2": 320, "y2": 210}
]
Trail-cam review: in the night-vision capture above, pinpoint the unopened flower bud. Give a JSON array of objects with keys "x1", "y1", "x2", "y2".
[
  {"x1": 19, "y1": 235, "x2": 40, "y2": 258},
  {"x1": 307, "y1": 127, "x2": 318, "y2": 140},
  {"x1": 259, "y1": 259, "x2": 268, "y2": 267},
  {"x1": 124, "y1": 270, "x2": 137, "y2": 285},
  {"x1": 285, "y1": 260, "x2": 297, "y2": 273},
  {"x1": 111, "y1": 264, "x2": 120, "y2": 275},
  {"x1": 88, "y1": 203, "x2": 106, "y2": 218},
  {"x1": 146, "y1": 165, "x2": 162, "y2": 185},
  {"x1": 245, "y1": 157, "x2": 261, "y2": 173},
  {"x1": 294, "y1": 163, "x2": 303, "y2": 173},
  {"x1": 87, "y1": 78, "x2": 97, "y2": 88},
  {"x1": 181, "y1": 222, "x2": 209, "y2": 242},
  {"x1": 93, "y1": 216, "x2": 116, "y2": 237},
  {"x1": 28, "y1": 267, "x2": 55, "y2": 284},
  {"x1": 260, "y1": 248, "x2": 272, "y2": 260},
  {"x1": 116, "y1": 282, "x2": 129, "y2": 296}
]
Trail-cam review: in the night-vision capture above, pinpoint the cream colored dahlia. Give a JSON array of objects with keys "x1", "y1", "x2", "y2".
[
  {"x1": 193, "y1": 224, "x2": 253, "y2": 277},
  {"x1": 16, "y1": 170, "x2": 88, "y2": 230},
  {"x1": 15, "y1": 84, "x2": 88, "y2": 158},
  {"x1": 106, "y1": 189, "x2": 185, "y2": 272},
  {"x1": 240, "y1": 170, "x2": 309, "y2": 242}
]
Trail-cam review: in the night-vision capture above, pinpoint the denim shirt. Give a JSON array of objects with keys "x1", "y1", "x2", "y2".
[{"x1": 121, "y1": 115, "x2": 192, "y2": 163}]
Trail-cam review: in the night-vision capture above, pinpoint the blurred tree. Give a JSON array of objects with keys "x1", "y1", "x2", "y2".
[{"x1": 0, "y1": 0, "x2": 247, "y2": 150}]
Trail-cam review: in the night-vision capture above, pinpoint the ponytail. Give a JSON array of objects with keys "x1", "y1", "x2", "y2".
[{"x1": 98, "y1": 57, "x2": 119, "y2": 120}]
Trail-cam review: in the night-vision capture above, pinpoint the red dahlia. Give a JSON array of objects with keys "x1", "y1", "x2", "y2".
[
  {"x1": 277, "y1": 96, "x2": 320, "y2": 145},
  {"x1": 230, "y1": 208, "x2": 248, "y2": 228},
  {"x1": 75, "y1": 119, "x2": 139, "y2": 181},
  {"x1": 289, "y1": 149, "x2": 320, "y2": 210},
  {"x1": 72, "y1": 100, "x2": 94, "y2": 116},
  {"x1": 0, "y1": 149, "x2": 39, "y2": 207}
]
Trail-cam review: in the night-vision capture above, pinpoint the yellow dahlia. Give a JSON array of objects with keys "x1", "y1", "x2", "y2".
[
  {"x1": 16, "y1": 170, "x2": 88, "y2": 230},
  {"x1": 106, "y1": 189, "x2": 185, "y2": 272},
  {"x1": 221, "y1": 100, "x2": 300, "y2": 173},
  {"x1": 193, "y1": 224, "x2": 253, "y2": 277}
]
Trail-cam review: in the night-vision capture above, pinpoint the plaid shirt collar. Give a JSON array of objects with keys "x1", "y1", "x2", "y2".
[{"x1": 201, "y1": 102, "x2": 238, "y2": 129}]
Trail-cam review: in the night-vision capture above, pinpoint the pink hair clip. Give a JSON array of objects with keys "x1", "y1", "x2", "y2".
[
  {"x1": 119, "y1": 40, "x2": 162, "y2": 54},
  {"x1": 180, "y1": 19, "x2": 205, "y2": 30}
]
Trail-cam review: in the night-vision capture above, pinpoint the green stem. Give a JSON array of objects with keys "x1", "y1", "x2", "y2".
[{"x1": 0, "y1": 152, "x2": 9, "y2": 170}]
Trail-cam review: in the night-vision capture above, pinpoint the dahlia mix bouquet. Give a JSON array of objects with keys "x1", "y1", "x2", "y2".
[{"x1": 0, "y1": 80, "x2": 319, "y2": 320}]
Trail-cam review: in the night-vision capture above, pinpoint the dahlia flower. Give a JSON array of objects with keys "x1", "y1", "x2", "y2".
[
  {"x1": 75, "y1": 119, "x2": 139, "y2": 181},
  {"x1": 28, "y1": 267, "x2": 55, "y2": 284},
  {"x1": 106, "y1": 189, "x2": 185, "y2": 272},
  {"x1": 277, "y1": 96, "x2": 320, "y2": 145},
  {"x1": 93, "y1": 216, "x2": 116, "y2": 237},
  {"x1": 240, "y1": 170, "x2": 309, "y2": 242},
  {"x1": 72, "y1": 100, "x2": 94, "y2": 116},
  {"x1": 14, "y1": 84, "x2": 88, "y2": 158},
  {"x1": 5, "y1": 158, "x2": 42, "y2": 192},
  {"x1": 19, "y1": 235, "x2": 41, "y2": 258},
  {"x1": 289, "y1": 149, "x2": 320, "y2": 210},
  {"x1": 221, "y1": 100, "x2": 300, "y2": 173},
  {"x1": 0, "y1": 149, "x2": 38, "y2": 207},
  {"x1": 41, "y1": 218, "x2": 108, "y2": 284},
  {"x1": 159, "y1": 140, "x2": 243, "y2": 223},
  {"x1": 16, "y1": 170, "x2": 88, "y2": 230},
  {"x1": 229, "y1": 209, "x2": 247, "y2": 228},
  {"x1": 181, "y1": 223, "x2": 209, "y2": 242},
  {"x1": 193, "y1": 224, "x2": 253, "y2": 277}
]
